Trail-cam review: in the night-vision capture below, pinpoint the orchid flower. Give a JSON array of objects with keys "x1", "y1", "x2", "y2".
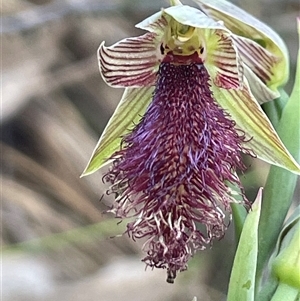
[{"x1": 83, "y1": 0, "x2": 300, "y2": 282}]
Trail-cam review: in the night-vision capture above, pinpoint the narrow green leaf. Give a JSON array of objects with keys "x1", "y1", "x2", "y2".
[
  {"x1": 2, "y1": 219, "x2": 126, "y2": 254},
  {"x1": 82, "y1": 86, "x2": 153, "y2": 176},
  {"x1": 227, "y1": 188, "x2": 262, "y2": 301}
]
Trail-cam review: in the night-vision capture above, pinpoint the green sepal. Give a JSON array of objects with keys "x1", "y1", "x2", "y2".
[
  {"x1": 211, "y1": 82, "x2": 300, "y2": 175},
  {"x1": 82, "y1": 86, "x2": 153, "y2": 176}
]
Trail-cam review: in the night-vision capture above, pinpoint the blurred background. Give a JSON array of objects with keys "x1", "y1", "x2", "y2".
[{"x1": 1, "y1": 0, "x2": 299, "y2": 300}]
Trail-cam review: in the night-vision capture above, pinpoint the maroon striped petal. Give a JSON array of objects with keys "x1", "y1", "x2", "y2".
[
  {"x1": 205, "y1": 29, "x2": 243, "y2": 89},
  {"x1": 98, "y1": 33, "x2": 161, "y2": 87},
  {"x1": 233, "y1": 35, "x2": 280, "y2": 87},
  {"x1": 244, "y1": 65, "x2": 279, "y2": 104},
  {"x1": 193, "y1": 0, "x2": 289, "y2": 88},
  {"x1": 193, "y1": 0, "x2": 288, "y2": 58}
]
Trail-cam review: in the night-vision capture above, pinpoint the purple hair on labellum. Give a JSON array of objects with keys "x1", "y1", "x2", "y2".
[{"x1": 105, "y1": 52, "x2": 253, "y2": 282}]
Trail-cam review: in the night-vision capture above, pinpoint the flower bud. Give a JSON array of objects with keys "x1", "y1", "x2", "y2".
[{"x1": 272, "y1": 222, "x2": 300, "y2": 289}]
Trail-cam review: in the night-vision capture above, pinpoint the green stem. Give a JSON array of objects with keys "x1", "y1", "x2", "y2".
[
  {"x1": 271, "y1": 283, "x2": 299, "y2": 301},
  {"x1": 256, "y1": 88, "x2": 300, "y2": 286},
  {"x1": 262, "y1": 89, "x2": 289, "y2": 128},
  {"x1": 256, "y1": 277, "x2": 279, "y2": 301},
  {"x1": 2, "y1": 219, "x2": 126, "y2": 254}
]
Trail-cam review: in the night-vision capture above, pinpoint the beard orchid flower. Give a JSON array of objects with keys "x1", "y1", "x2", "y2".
[{"x1": 83, "y1": 0, "x2": 300, "y2": 283}]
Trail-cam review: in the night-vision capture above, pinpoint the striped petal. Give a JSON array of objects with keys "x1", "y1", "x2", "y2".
[
  {"x1": 211, "y1": 81, "x2": 300, "y2": 174},
  {"x1": 193, "y1": 0, "x2": 289, "y2": 89},
  {"x1": 82, "y1": 86, "x2": 154, "y2": 175},
  {"x1": 243, "y1": 65, "x2": 279, "y2": 104},
  {"x1": 204, "y1": 29, "x2": 243, "y2": 89},
  {"x1": 98, "y1": 33, "x2": 161, "y2": 88},
  {"x1": 233, "y1": 35, "x2": 282, "y2": 92}
]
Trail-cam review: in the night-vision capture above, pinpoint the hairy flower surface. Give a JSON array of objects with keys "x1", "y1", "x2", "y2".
[
  {"x1": 106, "y1": 59, "x2": 253, "y2": 282},
  {"x1": 83, "y1": 0, "x2": 300, "y2": 282}
]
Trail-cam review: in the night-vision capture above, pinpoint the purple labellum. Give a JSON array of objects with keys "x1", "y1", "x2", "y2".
[{"x1": 105, "y1": 52, "x2": 252, "y2": 282}]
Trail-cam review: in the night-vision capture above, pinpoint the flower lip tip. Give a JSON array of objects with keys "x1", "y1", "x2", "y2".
[{"x1": 166, "y1": 271, "x2": 176, "y2": 284}]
